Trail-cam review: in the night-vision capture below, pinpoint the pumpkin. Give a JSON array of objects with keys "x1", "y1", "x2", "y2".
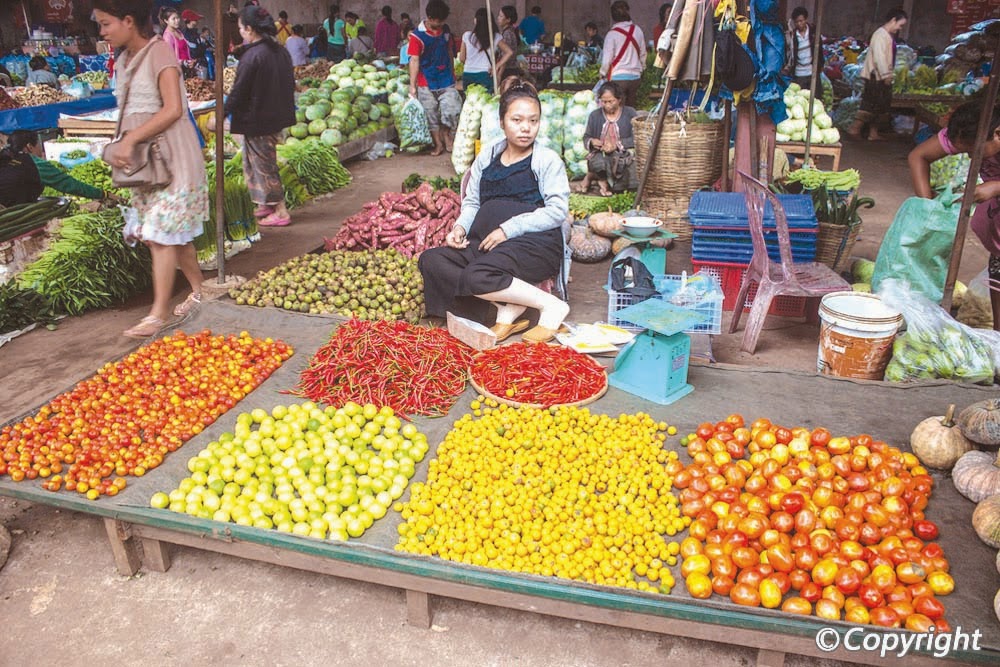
[
  {"x1": 972, "y1": 495, "x2": 1000, "y2": 548},
  {"x1": 588, "y1": 208, "x2": 626, "y2": 237},
  {"x1": 995, "y1": 588, "x2": 1000, "y2": 625},
  {"x1": 612, "y1": 237, "x2": 636, "y2": 255},
  {"x1": 909, "y1": 404, "x2": 974, "y2": 469},
  {"x1": 952, "y1": 450, "x2": 1000, "y2": 503},
  {"x1": 957, "y1": 399, "x2": 1000, "y2": 449},
  {"x1": 568, "y1": 226, "x2": 612, "y2": 263}
]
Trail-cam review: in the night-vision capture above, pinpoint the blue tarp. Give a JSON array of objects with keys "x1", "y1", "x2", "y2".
[{"x1": 0, "y1": 90, "x2": 118, "y2": 133}]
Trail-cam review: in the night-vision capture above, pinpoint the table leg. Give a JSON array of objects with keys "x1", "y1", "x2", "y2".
[
  {"x1": 141, "y1": 537, "x2": 172, "y2": 572},
  {"x1": 103, "y1": 518, "x2": 141, "y2": 576},
  {"x1": 406, "y1": 589, "x2": 433, "y2": 628}
]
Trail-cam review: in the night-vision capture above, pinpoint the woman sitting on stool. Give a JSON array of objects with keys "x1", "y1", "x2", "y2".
[
  {"x1": 419, "y1": 76, "x2": 570, "y2": 343},
  {"x1": 579, "y1": 81, "x2": 638, "y2": 196}
]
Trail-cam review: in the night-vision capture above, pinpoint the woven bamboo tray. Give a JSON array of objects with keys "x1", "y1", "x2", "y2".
[
  {"x1": 632, "y1": 114, "x2": 725, "y2": 201},
  {"x1": 468, "y1": 346, "x2": 609, "y2": 409},
  {"x1": 815, "y1": 222, "x2": 861, "y2": 273}
]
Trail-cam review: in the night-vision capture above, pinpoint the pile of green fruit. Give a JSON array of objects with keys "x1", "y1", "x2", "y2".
[
  {"x1": 230, "y1": 249, "x2": 424, "y2": 322},
  {"x1": 884, "y1": 324, "x2": 995, "y2": 384},
  {"x1": 288, "y1": 78, "x2": 394, "y2": 147},
  {"x1": 150, "y1": 401, "x2": 429, "y2": 540}
]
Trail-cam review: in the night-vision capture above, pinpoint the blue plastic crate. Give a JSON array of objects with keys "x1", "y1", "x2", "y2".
[
  {"x1": 606, "y1": 273, "x2": 723, "y2": 335},
  {"x1": 688, "y1": 192, "x2": 818, "y2": 229}
]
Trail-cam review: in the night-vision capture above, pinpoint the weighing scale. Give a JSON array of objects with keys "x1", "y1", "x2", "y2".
[
  {"x1": 609, "y1": 299, "x2": 710, "y2": 405},
  {"x1": 610, "y1": 228, "x2": 677, "y2": 274}
]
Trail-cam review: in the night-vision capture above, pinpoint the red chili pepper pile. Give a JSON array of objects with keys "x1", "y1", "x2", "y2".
[
  {"x1": 294, "y1": 319, "x2": 473, "y2": 418},
  {"x1": 469, "y1": 342, "x2": 607, "y2": 407}
]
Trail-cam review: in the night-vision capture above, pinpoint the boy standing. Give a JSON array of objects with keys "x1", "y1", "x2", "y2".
[{"x1": 408, "y1": 0, "x2": 461, "y2": 156}]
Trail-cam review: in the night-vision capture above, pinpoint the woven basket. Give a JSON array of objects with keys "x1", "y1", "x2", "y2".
[
  {"x1": 815, "y1": 222, "x2": 861, "y2": 273},
  {"x1": 636, "y1": 196, "x2": 693, "y2": 242},
  {"x1": 633, "y1": 113, "x2": 725, "y2": 201}
]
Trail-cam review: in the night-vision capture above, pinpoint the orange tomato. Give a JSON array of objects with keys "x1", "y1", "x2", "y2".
[
  {"x1": 729, "y1": 582, "x2": 761, "y2": 607},
  {"x1": 759, "y1": 578, "x2": 782, "y2": 609},
  {"x1": 686, "y1": 572, "x2": 713, "y2": 599},
  {"x1": 926, "y1": 571, "x2": 954, "y2": 596}
]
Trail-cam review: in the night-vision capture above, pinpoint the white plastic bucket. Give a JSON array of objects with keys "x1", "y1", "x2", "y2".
[{"x1": 817, "y1": 292, "x2": 903, "y2": 380}]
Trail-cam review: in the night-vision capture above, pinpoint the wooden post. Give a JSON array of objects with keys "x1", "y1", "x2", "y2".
[
  {"x1": 104, "y1": 518, "x2": 142, "y2": 576},
  {"x1": 802, "y1": 0, "x2": 825, "y2": 167},
  {"x1": 941, "y1": 29, "x2": 1000, "y2": 311},
  {"x1": 634, "y1": 0, "x2": 699, "y2": 206},
  {"x1": 721, "y1": 99, "x2": 733, "y2": 191},
  {"x1": 213, "y1": 0, "x2": 226, "y2": 284},
  {"x1": 406, "y1": 589, "x2": 433, "y2": 628}
]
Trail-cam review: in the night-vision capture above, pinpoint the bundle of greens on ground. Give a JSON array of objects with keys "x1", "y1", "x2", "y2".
[
  {"x1": 17, "y1": 208, "x2": 152, "y2": 315},
  {"x1": 0, "y1": 282, "x2": 58, "y2": 334},
  {"x1": 275, "y1": 140, "x2": 351, "y2": 196}
]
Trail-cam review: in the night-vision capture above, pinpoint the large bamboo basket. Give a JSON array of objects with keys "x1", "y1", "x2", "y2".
[
  {"x1": 815, "y1": 222, "x2": 862, "y2": 273},
  {"x1": 632, "y1": 113, "x2": 726, "y2": 201}
]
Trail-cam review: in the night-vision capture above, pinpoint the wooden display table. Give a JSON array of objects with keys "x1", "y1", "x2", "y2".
[{"x1": 777, "y1": 141, "x2": 842, "y2": 171}]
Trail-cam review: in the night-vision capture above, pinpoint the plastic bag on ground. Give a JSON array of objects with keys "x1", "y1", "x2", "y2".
[
  {"x1": 364, "y1": 142, "x2": 397, "y2": 160},
  {"x1": 956, "y1": 268, "x2": 995, "y2": 329},
  {"x1": 871, "y1": 190, "x2": 961, "y2": 303},
  {"x1": 395, "y1": 97, "x2": 432, "y2": 152},
  {"x1": 879, "y1": 278, "x2": 995, "y2": 385}
]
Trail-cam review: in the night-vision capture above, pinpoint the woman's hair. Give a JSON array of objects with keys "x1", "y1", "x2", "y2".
[
  {"x1": 292, "y1": 24, "x2": 303, "y2": 35},
  {"x1": 240, "y1": 5, "x2": 278, "y2": 37},
  {"x1": 345, "y1": 11, "x2": 358, "y2": 21},
  {"x1": 597, "y1": 81, "x2": 624, "y2": 101},
  {"x1": 610, "y1": 1, "x2": 631, "y2": 23},
  {"x1": 585, "y1": 22, "x2": 597, "y2": 32},
  {"x1": 946, "y1": 100, "x2": 1000, "y2": 146},
  {"x1": 498, "y1": 76, "x2": 540, "y2": 119},
  {"x1": 659, "y1": 3, "x2": 671, "y2": 24},
  {"x1": 472, "y1": 8, "x2": 498, "y2": 52},
  {"x1": 7, "y1": 130, "x2": 38, "y2": 154},
  {"x1": 328, "y1": 4, "x2": 340, "y2": 28},
  {"x1": 885, "y1": 8, "x2": 908, "y2": 22},
  {"x1": 499, "y1": 6, "x2": 517, "y2": 24},
  {"x1": 158, "y1": 6, "x2": 178, "y2": 27},
  {"x1": 278, "y1": 10, "x2": 288, "y2": 20},
  {"x1": 791, "y1": 6, "x2": 808, "y2": 20},
  {"x1": 381, "y1": 5, "x2": 392, "y2": 18},
  {"x1": 29, "y1": 56, "x2": 48, "y2": 71},
  {"x1": 91, "y1": 0, "x2": 154, "y2": 38}
]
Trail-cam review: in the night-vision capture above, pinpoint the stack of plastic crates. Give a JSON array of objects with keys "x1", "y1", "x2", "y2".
[
  {"x1": 689, "y1": 191, "x2": 818, "y2": 317},
  {"x1": 606, "y1": 272, "x2": 724, "y2": 334}
]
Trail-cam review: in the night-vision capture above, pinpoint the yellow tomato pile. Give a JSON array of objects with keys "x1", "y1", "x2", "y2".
[
  {"x1": 0, "y1": 330, "x2": 293, "y2": 499},
  {"x1": 677, "y1": 415, "x2": 954, "y2": 630},
  {"x1": 396, "y1": 400, "x2": 687, "y2": 593}
]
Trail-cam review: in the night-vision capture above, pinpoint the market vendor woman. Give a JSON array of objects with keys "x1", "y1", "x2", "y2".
[
  {"x1": 578, "y1": 81, "x2": 638, "y2": 196},
  {"x1": 908, "y1": 100, "x2": 1000, "y2": 331},
  {"x1": 419, "y1": 77, "x2": 570, "y2": 343},
  {"x1": 0, "y1": 130, "x2": 115, "y2": 206}
]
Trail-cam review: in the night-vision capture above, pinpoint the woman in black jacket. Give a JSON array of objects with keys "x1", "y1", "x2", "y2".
[{"x1": 224, "y1": 6, "x2": 296, "y2": 226}]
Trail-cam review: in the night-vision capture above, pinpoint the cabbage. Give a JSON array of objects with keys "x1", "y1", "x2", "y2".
[
  {"x1": 775, "y1": 132, "x2": 790, "y2": 143},
  {"x1": 776, "y1": 119, "x2": 796, "y2": 135},
  {"x1": 822, "y1": 128, "x2": 840, "y2": 144},
  {"x1": 787, "y1": 82, "x2": 801, "y2": 94},
  {"x1": 790, "y1": 104, "x2": 805, "y2": 120},
  {"x1": 815, "y1": 113, "x2": 832, "y2": 130}
]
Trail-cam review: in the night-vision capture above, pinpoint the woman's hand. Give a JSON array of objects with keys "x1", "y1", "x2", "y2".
[
  {"x1": 478, "y1": 227, "x2": 507, "y2": 252},
  {"x1": 974, "y1": 181, "x2": 1000, "y2": 203},
  {"x1": 446, "y1": 224, "x2": 469, "y2": 248},
  {"x1": 106, "y1": 137, "x2": 135, "y2": 171}
]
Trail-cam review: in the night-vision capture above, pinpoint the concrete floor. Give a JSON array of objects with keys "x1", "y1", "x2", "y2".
[{"x1": 0, "y1": 138, "x2": 991, "y2": 666}]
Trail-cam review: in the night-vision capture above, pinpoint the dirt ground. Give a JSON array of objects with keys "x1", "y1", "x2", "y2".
[{"x1": 0, "y1": 138, "x2": 992, "y2": 666}]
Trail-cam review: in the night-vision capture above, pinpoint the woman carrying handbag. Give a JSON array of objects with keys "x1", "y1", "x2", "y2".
[{"x1": 95, "y1": 0, "x2": 208, "y2": 338}]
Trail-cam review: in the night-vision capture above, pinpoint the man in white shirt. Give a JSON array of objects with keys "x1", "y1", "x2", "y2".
[
  {"x1": 600, "y1": 0, "x2": 646, "y2": 108},
  {"x1": 783, "y1": 6, "x2": 824, "y2": 91}
]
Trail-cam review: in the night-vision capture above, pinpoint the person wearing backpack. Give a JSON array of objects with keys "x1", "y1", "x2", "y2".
[{"x1": 600, "y1": 1, "x2": 646, "y2": 108}]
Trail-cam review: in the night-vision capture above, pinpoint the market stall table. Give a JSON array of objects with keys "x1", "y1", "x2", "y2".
[
  {"x1": 1, "y1": 301, "x2": 998, "y2": 667},
  {"x1": 57, "y1": 100, "x2": 217, "y2": 138},
  {"x1": 0, "y1": 90, "x2": 117, "y2": 133},
  {"x1": 777, "y1": 141, "x2": 842, "y2": 171}
]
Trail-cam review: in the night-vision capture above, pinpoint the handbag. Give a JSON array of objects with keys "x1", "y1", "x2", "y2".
[
  {"x1": 102, "y1": 37, "x2": 173, "y2": 188},
  {"x1": 610, "y1": 255, "x2": 659, "y2": 299},
  {"x1": 608, "y1": 150, "x2": 637, "y2": 192}
]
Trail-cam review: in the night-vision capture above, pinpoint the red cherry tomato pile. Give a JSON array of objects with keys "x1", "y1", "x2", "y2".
[
  {"x1": 674, "y1": 415, "x2": 954, "y2": 630},
  {"x1": 0, "y1": 330, "x2": 293, "y2": 500}
]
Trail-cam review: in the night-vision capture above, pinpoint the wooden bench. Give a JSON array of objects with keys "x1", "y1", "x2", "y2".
[{"x1": 777, "y1": 141, "x2": 842, "y2": 171}]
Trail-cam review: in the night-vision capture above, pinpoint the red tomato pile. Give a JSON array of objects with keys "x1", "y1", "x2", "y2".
[
  {"x1": 673, "y1": 415, "x2": 954, "y2": 630},
  {"x1": 0, "y1": 330, "x2": 293, "y2": 499}
]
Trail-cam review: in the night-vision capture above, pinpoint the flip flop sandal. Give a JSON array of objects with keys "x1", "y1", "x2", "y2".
[
  {"x1": 490, "y1": 319, "x2": 530, "y2": 343},
  {"x1": 124, "y1": 315, "x2": 167, "y2": 339},
  {"x1": 522, "y1": 325, "x2": 558, "y2": 343},
  {"x1": 173, "y1": 292, "x2": 202, "y2": 317},
  {"x1": 254, "y1": 205, "x2": 275, "y2": 218},
  {"x1": 259, "y1": 212, "x2": 291, "y2": 227}
]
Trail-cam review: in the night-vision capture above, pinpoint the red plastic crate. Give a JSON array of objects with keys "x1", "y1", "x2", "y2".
[{"x1": 691, "y1": 260, "x2": 807, "y2": 318}]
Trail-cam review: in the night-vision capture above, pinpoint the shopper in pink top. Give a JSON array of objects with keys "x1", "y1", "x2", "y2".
[
  {"x1": 374, "y1": 5, "x2": 400, "y2": 58},
  {"x1": 159, "y1": 6, "x2": 194, "y2": 76}
]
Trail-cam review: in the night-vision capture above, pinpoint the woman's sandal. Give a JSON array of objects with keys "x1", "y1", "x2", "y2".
[
  {"x1": 522, "y1": 325, "x2": 558, "y2": 343},
  {"x1": 490, "y1": 319, "x2": 530, "y2": 343},
  {"x1": 259, "y1": 212, "x2": 291, "y2": 227},
  {"x1": 254, "y1": 205, "x2": 275, "y2": 218},
  {"x1": 124, "y1": 315, "x2": 167, "y2": 339},
  {"x1": 173, "y1": 292, "x2": 202, "y2": 317}
]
